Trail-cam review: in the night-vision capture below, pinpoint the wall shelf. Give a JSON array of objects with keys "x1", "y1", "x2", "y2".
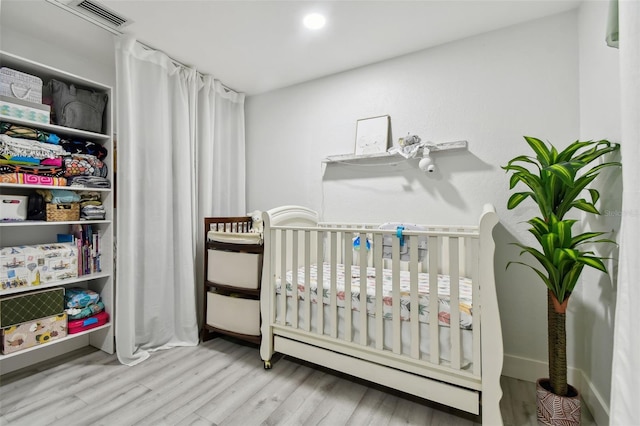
[{"x1": 323, "y1": 140, "x2": 468, "y2": 164}]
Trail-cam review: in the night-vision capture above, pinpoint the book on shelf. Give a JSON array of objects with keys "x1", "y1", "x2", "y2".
[{"x1": 70, "y1": 224, "x2": 101, "y2": 276}]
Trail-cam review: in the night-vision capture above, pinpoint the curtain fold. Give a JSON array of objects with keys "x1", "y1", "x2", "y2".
[
  {"x1": 610, "y1": 1, "x2": 640, "y2": 423},
  {"x1": 115, "y1": 36, "x2": 245, "y2": 365},
  {"x1": 194, "y1": 75, "x2": 246, "y2": 324}
]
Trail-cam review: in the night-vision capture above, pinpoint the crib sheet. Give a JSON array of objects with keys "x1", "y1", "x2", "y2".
[{"x1": 276, "y1": 263, "x2": 473, "y2": 329}]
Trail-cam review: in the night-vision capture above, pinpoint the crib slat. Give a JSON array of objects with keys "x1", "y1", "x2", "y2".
[
  {"x1": 344, "y1": 232, "x2": 353, "y2": 343},
  {"x1": 472, "y1": 238, "x2": 481, "y2": 376},
  {"x1": 291, "y1": 230, "x2": 299, "y2": 329},
  {"x1": 392, "y1": 236, "x2": 401, "y2": 355},
  {"x1": 409, "y1": 235, "x2": 420, "y2": 360},
  {"x1": 374, "y1": 233, "x2": 384, "y2": 351},
  {"x1": 359, "y1": 232, "x2": 368, "y2": 347},
  {"x1": 428, "y1": 236, "x2": 440, "y2": 365},
  {"x1": 279, "y1": 230, "x2": 287, "y2": 326},
  {"x1": 303, "y1": 231, "x2": 311, "y2": 332},
  {"x1": 449, "y1": 237, "x2": 461, "y2": 370},
  {"x1": 317, "y1": 231, "x2": 324, "y2": 335},
  {"x1": 330, "y1": 232, "x2": 338, "y2": 339}
]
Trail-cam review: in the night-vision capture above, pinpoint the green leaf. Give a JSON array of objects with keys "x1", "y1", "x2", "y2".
[
  {"x1": 571, "y1": 232, "x2": 606, "y2": 246},
  {"x1": 588, "y1": 188, "x2": 600, "y2": 205},
  {"x1": 507, "y1": 192, "x2": 533, "y2": 209},
  {"x1": 584, "y1": 161, "x2": 622, "y2": 177},
  {"x1": 524, "y1": 136, "x2": 552, "y2": 167},
  {"x1": 544, "y1": 162, "x2": 581, "y2": 187},
  {"x1": 557, "y1": 141, "x2": 598, "y2": 162},
  {"x1": 574, "y1": 141, "x2": 620, "y2": 164},
  {"x1": 506, "y1": 261, "x2": 553, "y2": 290},
  {"x1": 578, "y1": 255, "x2": 608, "y2": 272},
  {"x1": 571, "y1": 199, "x2": 600, "y2": 214},
  {"x1": 556, "y1": 220, "x2": 572, "y2": 248}
]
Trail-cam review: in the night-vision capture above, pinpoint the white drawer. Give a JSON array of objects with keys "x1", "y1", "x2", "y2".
[
  {"x1": 207, "y1": 249, "x2": 260, "y2": 289},
  {"x1": 206, "y1": 292, "x2": 260, "y2": 336}
]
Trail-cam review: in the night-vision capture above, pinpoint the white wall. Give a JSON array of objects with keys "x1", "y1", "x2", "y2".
[
  {"x1": 247, "y1": 9, "x2": 579, "y2": 369},
  {"x1": 1, "y1": 27, "x2": 115, "y2": 92},
  {"x1": 576, "y1": 2, "x2": 622, "y2": 424}
]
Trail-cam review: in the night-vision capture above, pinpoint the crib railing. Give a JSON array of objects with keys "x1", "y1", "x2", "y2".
[{"x1": 267, "y1": 223, "x2": 482, "y2": 377}]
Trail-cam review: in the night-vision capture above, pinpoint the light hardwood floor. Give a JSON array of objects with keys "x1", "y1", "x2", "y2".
[{"x1": 0, "y1": 337, "x2": 596, "y2": 426}]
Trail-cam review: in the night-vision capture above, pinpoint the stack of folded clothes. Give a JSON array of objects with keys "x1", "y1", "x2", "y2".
[
  {"x1": 79, "y1": 191, "x2": 106, "y2": 220},
  {"x1": 0, "y1": 121, "x2": 111, "y2": 188}
]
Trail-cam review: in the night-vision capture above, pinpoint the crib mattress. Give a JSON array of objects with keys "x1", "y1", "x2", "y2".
[
  {"x1": 277, "y1": 263, "x2": 473, "y2": 329},
  {"x1": 207, "y1": 230, "x2": 262, "y2": 245}
]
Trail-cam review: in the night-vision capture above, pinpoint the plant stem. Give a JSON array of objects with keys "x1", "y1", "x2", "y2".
[{"x1": 548, "y1": 290, "x2": 568, "y2": 396}]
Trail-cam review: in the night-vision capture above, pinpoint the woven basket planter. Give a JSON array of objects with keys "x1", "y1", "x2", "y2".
[{"x1": 536, "y1": 378, "x2": 581, "y2": 426}]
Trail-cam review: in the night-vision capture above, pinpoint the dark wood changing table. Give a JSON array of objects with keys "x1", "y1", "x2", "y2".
[{"x1": 202, "y1": 217, "x2": 263, "y2": 345}]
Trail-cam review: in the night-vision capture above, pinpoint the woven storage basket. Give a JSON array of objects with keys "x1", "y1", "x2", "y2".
[{"x1": 46, "y1": 203, "x2": 80, "y2": 222}]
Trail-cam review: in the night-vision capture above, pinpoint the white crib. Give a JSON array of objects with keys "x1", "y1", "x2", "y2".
[{"x1": 259, "y1": 204, "x2": 502, "y2": 425}]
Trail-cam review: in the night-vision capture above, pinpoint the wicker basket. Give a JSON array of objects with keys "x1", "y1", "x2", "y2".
[{"x1": 46, "y1": 203, "x2": 80, "y2": 222}]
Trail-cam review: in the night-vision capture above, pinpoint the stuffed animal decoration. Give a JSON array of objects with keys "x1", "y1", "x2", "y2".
[{"x1": 248, "y1": 210, "x2": 264, "y2": 234}]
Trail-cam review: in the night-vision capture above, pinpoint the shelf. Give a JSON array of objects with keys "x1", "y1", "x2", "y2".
[
  {"x1": 0, "y1": 183, "x2": 111, "y2": 192},
  {"x1": 0, "y1": 116, "x2": 110, "y2": 142},
  {"x1": 0, "y1": 323, "x2": 111, "y2": 360},
  {"x1": 323, "y1": 140, "x2": 468, "y2": 164},
  {"x1": 1, "y1": 219, "x2": 111, "y2": 228},
  {"x1": 323, "y1": 151, "x2": 397, "y2": 163},
  {"x1": 0, "y1": 219, "x2": 111, "y2": 228},
  {"x1": 1, "y1": 271, "x2": 111, "y2": 296}
]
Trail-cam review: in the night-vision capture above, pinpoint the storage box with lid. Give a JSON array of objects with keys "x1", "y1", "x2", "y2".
[
  {"x1": 0, "y1": 287, "x2": 65, "y2": 328},
  {"x1": 0, "y1": 244, "x2": 78, "y2": 293},
  {"x1": 0, "y1": 67, "x2": 43, "y2": 104},
  {"x1": 1, "y1": 313, "x2": 67, "y2": 354},
  {"x1": 0, "y1": 95, "x2": 50, "y2": 124}
]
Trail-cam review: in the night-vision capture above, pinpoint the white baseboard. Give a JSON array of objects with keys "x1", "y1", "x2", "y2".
[{"x1": 503, "y1": 354, "x2": 609, "y2": 426}]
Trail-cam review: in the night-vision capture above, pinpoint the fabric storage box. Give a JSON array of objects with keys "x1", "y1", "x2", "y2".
[
  {"x1": 0, "y1": 244, "x2": 78, "y2": 293},
  {"x1": 46, "y1": 203, "x2": 80, "y2": 222},
  {"x1": 1, "y1": 313, "x2": 67, "y2": 354},
  {"x1": 0, "y1": 287, "x2": 64, "y2": 328},
  {"x1": 0, "y1": 195, "x2": 28, "y2": 221},
  {"x1": 206, "y1": 292, "x2": 260, "y2": 336},
  {"x1": 68, "y1": 311, "x2": 108, "y2": 334},
  {"x1": 0, "y1": 95, "x2": 50, "y2": 124},
  {"x1": 0, "y1": 67, "x2": 43, "y2": 104},
  {"x1": 207, "y1": 249, "x2": 261, "y2": 289}
]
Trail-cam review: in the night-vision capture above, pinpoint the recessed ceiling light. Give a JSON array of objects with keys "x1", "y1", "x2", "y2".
[{"x1": 303, "y1": 13, "x2": 326, "y2": 30}]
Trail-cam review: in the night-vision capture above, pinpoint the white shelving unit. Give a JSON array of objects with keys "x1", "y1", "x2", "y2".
[{"x1": 0, "y1": 51, "x2": 115, "y2": 374}]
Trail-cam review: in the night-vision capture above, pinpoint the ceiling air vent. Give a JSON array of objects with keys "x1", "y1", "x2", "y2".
[
  {"x1": 46, "y1": 0, "x2": 133, "y2": 34},
  {"x1": 74, "y1": 0, "x2": 129, "y2": 28}
]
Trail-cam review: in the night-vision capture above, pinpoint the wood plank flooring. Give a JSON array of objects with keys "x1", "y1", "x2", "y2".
[{"x1": 0, "y1": 337, "x2": 597, "y2": 426}]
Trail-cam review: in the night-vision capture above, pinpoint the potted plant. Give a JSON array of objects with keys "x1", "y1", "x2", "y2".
[{"x1": 503, "y1": 136, "x2": 620, "y2": 425}]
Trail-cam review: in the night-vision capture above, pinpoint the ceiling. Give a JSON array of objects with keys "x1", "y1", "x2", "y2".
[{"x1": 1, "y1": 0, "x2": 582, "y2": 95}]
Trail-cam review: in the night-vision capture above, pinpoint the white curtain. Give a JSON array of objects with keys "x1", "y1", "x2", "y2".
[
  {"x1": 195, "y1": 76, "x2": 246, "y2": 323},
  {"x1": 610, "y1": 1, "x2": 640, "y2": 424},
  {"x1": 115, "y1": 36, "x2": 245, "y2": 366}
]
